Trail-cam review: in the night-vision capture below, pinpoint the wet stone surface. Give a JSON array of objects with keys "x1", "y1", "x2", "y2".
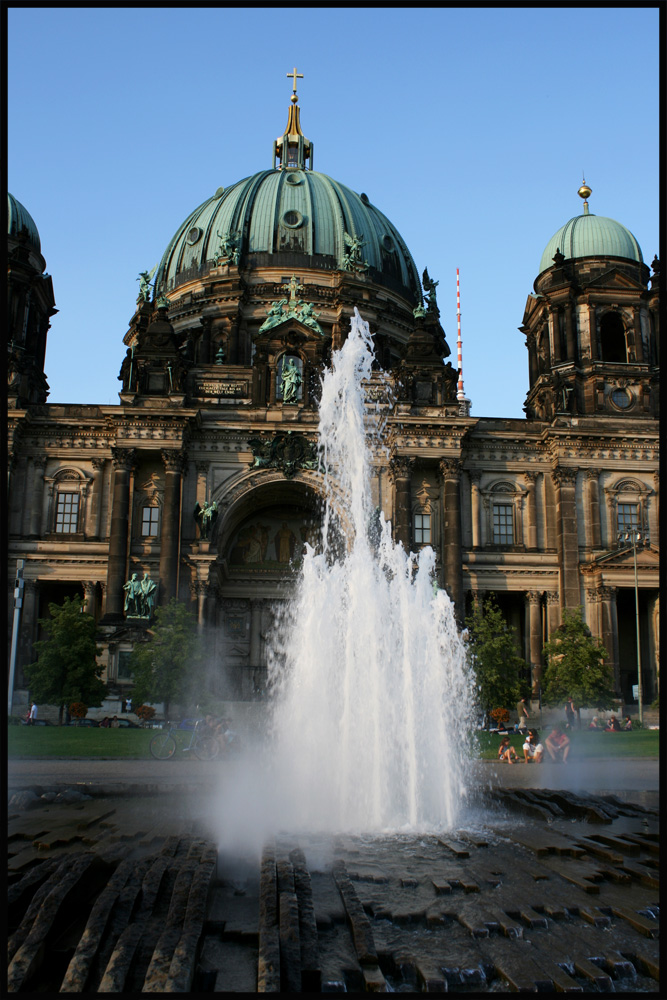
[{"x1": 6, "y1": 787, "x2": 660, "y2": 992}]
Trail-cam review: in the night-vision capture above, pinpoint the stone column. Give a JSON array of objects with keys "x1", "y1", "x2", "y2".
[
  {"x1": 632, "y1": 309, "x2": 644, "y2": 362},
  {"x1": 545, "y1": 591, "x2": 561, "y2": 637},
  {"x1": 470, "y1": 472, "x2": 481, "y2": 549},
  {"x1": 439, "y1": 458, "x2": 463, "y2": 618},
  {"x1": 249, "y1": 599, "x2": 263, "y2": 666},
  {"x1": 159, "y1": 450, "x2": 185, "y2": 604},
  {"x1": 11, "y1": 454, "x2": 27, "y2": 534},
  {"x1": 87, "y1": 457, "x2": 105, "y2": 540},
  {"x1": 194, "y1": 580, "x2": 207, "y2": 626},
  {"x1": 27, "y1": 456, "x2": 47, "y2": 537},
  {"x1": 82, "y1": 580, "x2": 96, "y2": 617},
  {"x1": 18, "y1": 579, "x2": 40, "y2": 686},
  {"x1": 388, "y1": 455, "x2": 413, "y2": 550},
  {"x1": 599, "y1": 586, "x2": 620, "y2": 696},
  {"x1": 550, "y1": 307, "x2": 562, "y2": 363},
  {"x1": 104, "y1": 448, "x2": 135, "y2": 619},
  {"x1": 564, "y1": 301, "x2": 577, "y2": 362},
  {"x1": 586, "y1": 469, "x2": 602, "y2": 549},
  {"x1": 588, "y1": 304, "x2": 598, "y2": 361},
  {"x1": 524, "y1": 471, "x2": 538, "y2": 550},
  {"x1": 526, "y1": 332, "x2": 538, "y2": 386},
  {"x1": 99, "y1": 582, "x2": 107, "y2": 617},
  {"x1": 585, "y1": 587, "x2": 602, "y2": 641},
  {"x1": 526, "y1": 591, "x2": 543, "y2": 695},
  {"x1": 551, "y1": 466, "x2": 579, "y2": 611}
]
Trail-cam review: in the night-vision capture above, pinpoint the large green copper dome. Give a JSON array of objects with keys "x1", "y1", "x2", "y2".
[
  {"x1": 539, "y1": 210, "x2": 643, "y2": 275},
  {"x1": 155, "y1": 168, "x2": 421, "y2": 303},
  {"x1": 7, "y1": 193, "x2": 41, "y2": 251}
]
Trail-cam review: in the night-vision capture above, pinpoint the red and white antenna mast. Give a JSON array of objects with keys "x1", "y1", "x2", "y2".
[{"x1": 456, "y1": 268, "x2": 465, "y2": 402}]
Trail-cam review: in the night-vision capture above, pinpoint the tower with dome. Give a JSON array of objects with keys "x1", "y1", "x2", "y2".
[{"x1": 7, "y1": 78, "x2": 659, "y2": 715}]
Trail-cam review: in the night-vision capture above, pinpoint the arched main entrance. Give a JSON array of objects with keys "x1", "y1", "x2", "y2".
[{"x1": 210, "y1": 474, "x2": 323, "y2": 700}]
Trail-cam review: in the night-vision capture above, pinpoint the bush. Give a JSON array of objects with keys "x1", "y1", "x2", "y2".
[
  {"x1": 489, "y1": 707, "x2": 510, "y2": 725},
  {"x1": 7, "y1": 715, "x2": 23, "y2": 726},
  {"x1": 69, "y1": 701, "x2": 88, "y2": 719},
  {"x1": 135, "y1": 704, "x2": 156, "y2": 723}
]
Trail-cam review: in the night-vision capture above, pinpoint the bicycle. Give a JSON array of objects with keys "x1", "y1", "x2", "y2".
[{"x1": 149, "y1": 719, "x2": 219, "y2": 761}]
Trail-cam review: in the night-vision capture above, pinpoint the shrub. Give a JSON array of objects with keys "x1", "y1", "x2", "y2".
[
  {"x1": 135, "y1": 704, "x2": 156, "y2": 723},
  {"x1": 489, "y1": 707, "x2": 510, "y2": 725},
  {"x1": 69, "y1": 702, "x2": 88, "y2": 719}
]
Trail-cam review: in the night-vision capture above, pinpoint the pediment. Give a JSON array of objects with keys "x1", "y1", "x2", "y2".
[
  {"x1": 583, "y1": 543, "x2": 659, "y2": 572},
  {"x1": 583, "y1": 266, "x2": 646, "y2": 293},
  {"x1": 254, "y1": 317, "x2": 327, "y2": 348}
]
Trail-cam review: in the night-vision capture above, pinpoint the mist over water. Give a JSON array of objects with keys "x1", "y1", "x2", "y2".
[{"x1": 262, "y1": 309, "x2": 475, "y2": 834}]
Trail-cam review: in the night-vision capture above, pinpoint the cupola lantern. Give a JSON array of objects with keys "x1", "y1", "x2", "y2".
[{"x1": 273, "y1": 67, "x2": 314, "y2": 170}]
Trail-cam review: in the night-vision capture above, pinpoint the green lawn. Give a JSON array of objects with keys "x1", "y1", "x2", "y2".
[
  {"x1": 7, "y1": 726, "x2": 157, "y2": 759},
  {"x1": 476, "y1": 728, "x2": 659, "y2": 761},
  {"x1": 7, "y1": 723, "x2": 659, "y2": 761}
]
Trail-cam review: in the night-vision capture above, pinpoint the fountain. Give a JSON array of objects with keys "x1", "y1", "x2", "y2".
[{"x1": 266, "y1": 309, "x2": 475, "y2": 833}]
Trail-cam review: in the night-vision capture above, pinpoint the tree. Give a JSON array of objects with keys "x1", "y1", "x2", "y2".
[
  {"x1": 542, "y1": 607, "x2": 615, "y2": 718},
  {"x1": 465, "y1": 597, "x2": 528, "y2": 723},
  {"x1": 128, "y1": 599, "x2": 203, "y2": 720},
  {"x1": 24, "y1": 596, "x2": 107, "y2": 725}
]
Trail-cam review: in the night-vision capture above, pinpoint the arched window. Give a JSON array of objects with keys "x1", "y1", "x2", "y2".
[
  {"x1": 45, "y1": 467, "x2": 92, "y2": 537},
  {"x1": 600, "y1": 312, "x2": 627, "y2": 363},
  {"x1": 480, "y1": 480, "x2": 527, "y2": 548}
]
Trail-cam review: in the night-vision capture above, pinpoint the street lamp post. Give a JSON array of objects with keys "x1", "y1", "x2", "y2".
[{"x1": 617, "y1": 528, "x2": 647, "y2": 726}]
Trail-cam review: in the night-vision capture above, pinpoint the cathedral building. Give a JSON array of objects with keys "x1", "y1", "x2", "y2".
[{"x1": 7, "y1": 83, "x2": 660, "y2": 711}]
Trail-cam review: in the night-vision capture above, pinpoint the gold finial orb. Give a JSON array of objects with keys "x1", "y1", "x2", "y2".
[{"x1": 578, "y1": 181, "x2": 592, "y2": 200}]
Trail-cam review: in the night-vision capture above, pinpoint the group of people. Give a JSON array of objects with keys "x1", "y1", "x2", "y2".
[
  {"x1": 498, "y1": 723, "x2": 571, "y2": 764},
  {"x1": 588, "y1": 714, "x2": 633, "y2": 731},
  {"x1": 203, "y1": 714, "x2": 241, "y2": 754},
  {"x1": 99, "y1": 716, "x2": 120, "y2": 728}
]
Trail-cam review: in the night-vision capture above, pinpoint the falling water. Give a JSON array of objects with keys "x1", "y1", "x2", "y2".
[{"x1": 267, "y1": 309, "x2": 475, "y2": 833}]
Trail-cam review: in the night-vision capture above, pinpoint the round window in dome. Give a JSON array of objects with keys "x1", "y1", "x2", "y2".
[
  {"x1": 282, "y1": 210, "x2": 303, "y2": 229},
  {"x1": 382, "y1": 235, "x2": 394, "y2": 252},
  {"x1": 186, "y1": 227, "x2": 202, "y2": 246},
  {"x1": 285, "y1": 173, "x2": 303, "y2": 185},
  {"x1": 360, "y1": 193, "x2": 369, "y2": 204},
  {"x1": 611, "y1": 387, "x2": 633, "y2": 410}
]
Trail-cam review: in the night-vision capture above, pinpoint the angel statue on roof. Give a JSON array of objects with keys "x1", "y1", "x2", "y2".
[{"x1": 137, "y1": 264, "x2": 158, "y2": 303}]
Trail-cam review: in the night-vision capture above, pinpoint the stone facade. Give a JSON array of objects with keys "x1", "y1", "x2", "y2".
[{"x1": 6, "y1": 111, "x2": 659, "y2": 710}]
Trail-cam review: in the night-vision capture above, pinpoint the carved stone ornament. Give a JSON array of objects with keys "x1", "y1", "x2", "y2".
[
  {"x1": 258, "y1": 274, "x2": 323, "y2": 335},
  {"x1": 248, "y1": 431, "x2": 320, "y2": 479},
  {"x1": 551, "y1": 466, "x2": 578, "y2": 487},
  {"x1": 388, "y1": 455, "x2": 413, "y2": 483},
  {"x1": 111, "y1": 448, "x2": 136, "y2": 471},
  {"x1": 439, "y1": 458, "x2": 462, "y2": 480}
]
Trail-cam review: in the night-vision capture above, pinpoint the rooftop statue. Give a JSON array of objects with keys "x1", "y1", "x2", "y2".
[
  {"x1": 194, "y1": 499, "x2": 219, "y2": 539},
  {"x1": 341, "y1": 231, "x2": 369, "y2": 272},
  {"x1": 212, "y1": 230, "x2": 241, "y2": 267},
  {"x1": 422, "y1": 268, "x2": 439, "y2": 313},
  {"x1": 137, "y1": 264, "x2": 158, "y2": 303}
]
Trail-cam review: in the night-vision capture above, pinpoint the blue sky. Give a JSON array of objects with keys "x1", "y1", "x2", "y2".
[{"x1": 8, "y1": 7, "x2": 659, "y2": 417}]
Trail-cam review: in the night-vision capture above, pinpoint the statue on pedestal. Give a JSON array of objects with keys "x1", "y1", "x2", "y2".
[
  {"x1": 194, "y1": 499, "x2": 219, "y2": 539},
  {"x1": 139, "y1": 572, "x2": 157, "y2": 617},
  {"x1": 123, "y1": 573, "x2": 142, "y2": 617}
]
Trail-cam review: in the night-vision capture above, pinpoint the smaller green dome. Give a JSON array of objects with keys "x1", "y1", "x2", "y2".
[
  {"x1": 539, "y1": 211, "x2": 643, "y2": 275},
  {"x1": 7, "y1": 193, "x2": 41, "y2": 251}
]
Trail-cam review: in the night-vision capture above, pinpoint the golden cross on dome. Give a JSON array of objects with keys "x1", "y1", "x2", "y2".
[{"x1": 287, "y1": 66, "x2": 303, "y2": 99}]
